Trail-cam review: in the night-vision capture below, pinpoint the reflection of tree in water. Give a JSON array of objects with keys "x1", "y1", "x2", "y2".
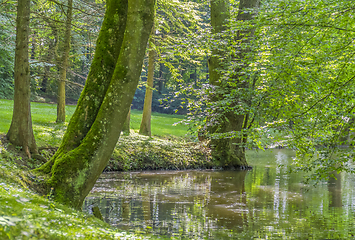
[
  {"x1": 82, "y1": 156, "x2": 352, "y2": 239},
  {"x1": 328, "y1": 171, "x2": 342, "y2": 208},
  {"x1": 208, "y1": 171, "x2": 248, "y2": 229},
  {"x1": 83, "y1": 170, "x2": 249, "y2": 238}
]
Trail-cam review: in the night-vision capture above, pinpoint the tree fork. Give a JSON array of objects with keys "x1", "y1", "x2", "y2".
[
  {"x1": 45, "y1": 0, "x2": 155, "y2": 208},
  {"x1": 37, "y1": 0, "x2": 129, "y2": 174}
]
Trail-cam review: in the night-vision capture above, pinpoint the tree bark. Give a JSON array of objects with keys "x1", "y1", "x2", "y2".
[
  {"x1": 7, "y1": 0, "x2": 37, "y2": 158},
  {"x1": 208, "y1": 0, "x2": 259, "y2": 168},
  {"x1": 139, "y1": 28, "x2": 155, "y2": 137},
  {"x1": 209, "y1": 0, "x2": 229, "y2": 87},
  {"x1": 56, "y1": 0, "x2": 73, "y2": 123},
  {"x1": 37, "y1": 0, "x2": 129, "y2": 173},
  {"x1": 40, "y1": 0, "x2": 155, "y2": 209}
]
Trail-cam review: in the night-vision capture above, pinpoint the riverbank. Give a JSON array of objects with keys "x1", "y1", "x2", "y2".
[
  {"x1": 106, "y1": 132, "x2": 214, "y2": 171},
  {"x1": 0, "y1": 135, "x2": 157, "y2": 239}
]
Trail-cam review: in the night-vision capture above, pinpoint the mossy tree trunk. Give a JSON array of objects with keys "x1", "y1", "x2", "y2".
[
  {"x1": 56, "y1": 0, "x2": 73, "y2": 123},
  {"x1": 208, "y1": 0, "x2": 259, "y2": 169},
  {"x1": 37, "y1": 0, "x2": 155, "y2": 209},
  {"x1": 38, "y1": 0, "x2": 129, "y2": 173},
  {"x1": 7, "y1": 0, "x2": 38, "y2": 158},
  {"x1": 139, "y1": 27, "x2": 155, "y2": 137}
]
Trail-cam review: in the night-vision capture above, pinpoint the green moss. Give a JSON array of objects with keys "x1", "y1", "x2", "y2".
[
  {"x1": 47, "y1": 146, "x2": 94, "y2": 208},
  {"x1": 50, "y1": 0, "x2": 129, "y2": 163}
]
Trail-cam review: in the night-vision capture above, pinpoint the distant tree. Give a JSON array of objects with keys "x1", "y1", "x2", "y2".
[
  {"x1": 36, "y1": 0, "x2": 155, "y2": 208},
  {"x1": 7, "y1": 0, "x2": 38, "y2": 158},
  {"x1": 122, "y1": 105, "x2": 131, "y2": 134},
  {"x1": 139, "y1": 27, "x2": 156, "y2": 137},
  {"x1": 56, "y1": 0, "x2": 73, "y2": 123}
]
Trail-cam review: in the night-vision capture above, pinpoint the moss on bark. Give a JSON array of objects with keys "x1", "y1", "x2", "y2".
[
  {"x1": 37, "y1": 0, "x2": 128, "y2": 174},
  {"x1": 45, "y1": 0, "x2": 155, "y2": 209}
]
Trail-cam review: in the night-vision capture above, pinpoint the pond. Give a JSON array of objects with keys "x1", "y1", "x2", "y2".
[{"x1": 83, "y1": 149, "x2": 355, "y2": 239}]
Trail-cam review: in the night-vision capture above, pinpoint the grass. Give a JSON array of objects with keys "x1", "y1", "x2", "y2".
[
  {"x1": 0, "y1": 138, "x2": 153, "y2": 239},
  {"x1": 0, "y1": 99, "x2": 193, "y2": 146},
  {"x1": 130, "y1": 110, "x2": 191, "y2": 138}
]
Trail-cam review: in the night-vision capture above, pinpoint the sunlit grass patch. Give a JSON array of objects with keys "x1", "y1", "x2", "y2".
[
  {"x1": 0, "y1": 99, "x2": 191, "y2": 141},
  {"x1": 126, "y1": 110, "x2": 192, "y2": 138}
]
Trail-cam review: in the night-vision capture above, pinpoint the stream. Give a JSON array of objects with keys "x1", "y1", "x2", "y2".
[{"x1": 83, "y1": 149, "x2": 355, "y2": 239}]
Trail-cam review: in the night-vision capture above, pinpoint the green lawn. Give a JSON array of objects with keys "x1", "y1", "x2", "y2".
[{"x1": 0, "y1": 99, "x2": 191, "y2": 144}]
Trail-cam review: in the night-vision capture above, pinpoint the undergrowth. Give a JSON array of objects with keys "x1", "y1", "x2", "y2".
[{"x1": 107, "y1": 131, "x2": 215, "y2": 171}]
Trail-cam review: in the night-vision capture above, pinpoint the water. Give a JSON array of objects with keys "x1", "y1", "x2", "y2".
[{"x1": 83, "y1": 149, "x2": 355, "y2": 239}]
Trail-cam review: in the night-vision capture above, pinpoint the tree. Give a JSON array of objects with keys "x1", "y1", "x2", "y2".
[
  {"x1": 36, "y1": 0, "x2": 155, "y2": 209},
  {"x1": 139, "y1": 27, "x2": 156, "y2": 137},
  {"x1": 122, "y1": 105, "x2": 131, "y2": 134},
  {"x1": 56, "y1": 0, "x2": 73, "y2": 123},
  {"x1": 242, "y1": 0, "x2": 355, "y2": 182},
  {"x1": 207, "y1": 0, "x2": 260, "y2": 168},
  {"x1": 7, "y1": 0, "x2": 38, "y2": 158}
]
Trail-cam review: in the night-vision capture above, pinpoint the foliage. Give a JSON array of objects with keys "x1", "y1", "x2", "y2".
[
  {"x1": 178, "y1": 0, "x2": 355, "y2": 180},
  {"x1": 252, "y1": 0, "x2": 355, "y2": 181},
  {"x1": 0, "y1": 2, "x2": 15, "y2": 99}
]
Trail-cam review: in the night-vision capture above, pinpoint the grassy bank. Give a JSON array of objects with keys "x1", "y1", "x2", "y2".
[{"x1": 0, "y1": 136, "x2": 153, "y2": 239}]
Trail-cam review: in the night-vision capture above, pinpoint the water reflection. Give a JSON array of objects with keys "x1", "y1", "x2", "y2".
[
  {"x1": 328, "y1": 171, "x2": 342, "y2": 208},
  {"x1": 83, "y1": 149, "x2": 355, "y2": 239}
]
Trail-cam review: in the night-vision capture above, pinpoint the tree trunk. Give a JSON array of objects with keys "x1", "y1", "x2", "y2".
[
  {"x1": 7, "y1": 0, "x2": 37, "y2": 158},
  {"x1": 139, "y1": 28, "x2": 155, "y2": 137},
  {"x1": 40, "y1": 0, "x2": 155, "y2": 209},
  {"x1": 37, "y1": 0, "x2": 129, "y2": 173},
  {"x1": 56, "y1": 0, "x2": 73, "y2": 123},
  {"x1": 208, "y1": 0, "x2": 259, "y2": 168},
  {"x1": 209, "y1": 0, "x2": 229, "y2": 87},
  {"x1": 328, "y1": 171, "x2": 342, "y2": 208}
]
